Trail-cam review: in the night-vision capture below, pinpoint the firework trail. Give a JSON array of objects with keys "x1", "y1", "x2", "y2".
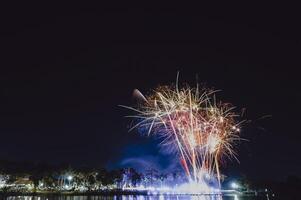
[{"x1": 122, "y1": 78, "x2": 242, "y2": 188}]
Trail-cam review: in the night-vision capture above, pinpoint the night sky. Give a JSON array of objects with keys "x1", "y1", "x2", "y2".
[{"x1": 0, "y1": 3, "x2": 300, "y2": 181}]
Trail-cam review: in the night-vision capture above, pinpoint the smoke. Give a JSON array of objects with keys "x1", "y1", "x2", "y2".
[{"x1": 107, "y1": 141, "x2": 181, "y2": 173}]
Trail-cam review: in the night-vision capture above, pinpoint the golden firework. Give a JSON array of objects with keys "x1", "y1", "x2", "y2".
[{"x1": 123, "y1": 79, "x2": 242, "y2": 187}]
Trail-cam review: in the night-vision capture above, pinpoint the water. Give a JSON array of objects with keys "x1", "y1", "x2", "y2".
[{"x1": 0, "y1": 195, "x2": 270, "y2": 200}]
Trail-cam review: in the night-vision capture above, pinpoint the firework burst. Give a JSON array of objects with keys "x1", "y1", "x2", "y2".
[{"x1": 122, "y1": 79, "x2": 243, "y2": 188}]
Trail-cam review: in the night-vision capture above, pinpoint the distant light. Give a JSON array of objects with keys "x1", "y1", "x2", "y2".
[
  {"x1": 231, "y1": 182, "x2": 239, "y2": 189},
  {"x1": 67, "y1": 175, "x2": 73, "y2": 181}
]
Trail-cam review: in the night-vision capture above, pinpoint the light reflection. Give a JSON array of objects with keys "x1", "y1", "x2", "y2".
[{"x1": 4, "y1": 195, "x2": 225, "y2": 200}]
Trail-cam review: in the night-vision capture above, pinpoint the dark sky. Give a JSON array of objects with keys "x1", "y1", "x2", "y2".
[{"x1": 0, "y1": 3, "x2": 300, "y2": 180}]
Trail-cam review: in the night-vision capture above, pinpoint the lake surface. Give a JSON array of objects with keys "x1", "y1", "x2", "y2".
[{"x1": 1, "y1": 195, "x2": 271, "y2": 200}]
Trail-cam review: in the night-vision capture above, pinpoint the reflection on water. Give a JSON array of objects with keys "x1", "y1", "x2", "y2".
[{"x1": 2, "y1": 195, "x2": 266, "y2": 200}]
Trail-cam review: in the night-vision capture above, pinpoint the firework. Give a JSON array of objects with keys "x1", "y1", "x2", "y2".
[{"x1": 122, "y1": 79, "x2": 242, "y2": 188}]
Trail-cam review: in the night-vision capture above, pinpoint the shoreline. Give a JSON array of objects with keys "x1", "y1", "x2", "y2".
[{"x1": 0, "y1": 190, "x2": 258, "y2": 197}]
